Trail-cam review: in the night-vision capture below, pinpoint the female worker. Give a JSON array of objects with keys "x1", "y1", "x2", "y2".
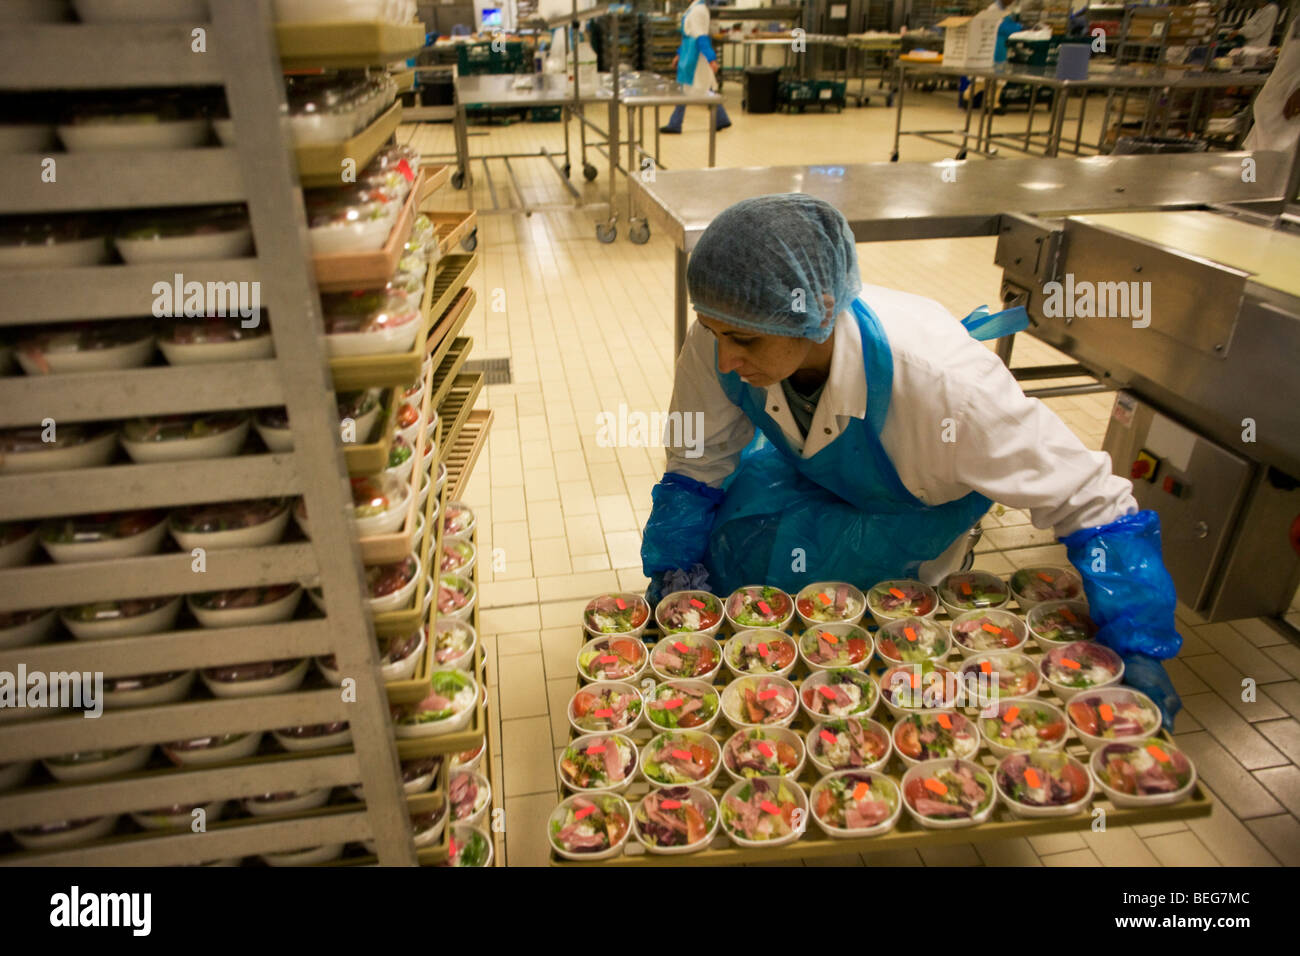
[
  {"x1": 660, "y1": 0, "x2": 731, "y2": 134},
  {"x1": 640, "y1": 194, "x2": 1184, "y2": 725}
]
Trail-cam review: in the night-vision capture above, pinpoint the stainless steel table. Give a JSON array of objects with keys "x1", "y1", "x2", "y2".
[
  {"x1": 624, "y1": 151, "x2": 1295, "y2": 354},
  {"x1": 892, "y1": 61, "x2": 1270, "y2": 161}
]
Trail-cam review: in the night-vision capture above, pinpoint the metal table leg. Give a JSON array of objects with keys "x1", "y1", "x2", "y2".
[
  {"x1": 1047, "y1": 87, "x2": 1069, "y2": 157},
  {"x1": 708, "y1": 101, "x2": 716, "y2": 168},
  {"x1": 891, "y1": 63, "x2": 905, "y2": 160},
  {"x1": 1074, "y1": 90, "x2": 1088, "y2": 155},
  {"x1": 1024, "y1": 82, "x2": 1036, "y2": 152},
  {"x1": 454, "y1": 96, "x2": 471, "y2": 188},
  {"x1": 674, "y1": 245, "x2": 689, "y2": 357}
]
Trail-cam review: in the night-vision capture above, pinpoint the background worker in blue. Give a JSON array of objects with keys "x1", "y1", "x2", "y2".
[
  {"x1": 641, "y1": 194, "x2": 1184, "y2": 726},
  {"x1": 660, "y1": 0, "x2": 731, "y2": 134}
]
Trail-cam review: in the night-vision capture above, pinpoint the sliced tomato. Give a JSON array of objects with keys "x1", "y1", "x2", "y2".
[
  {"x1": 904, "y1": 777, "x2": 929, "y2": 806},
  {"x1": 896, "y1": 720, "x2": 921, "y2": 758},
  {"x1": 914, "y1": 594, "x2": 936, "y2": 615},
  {"x1": 605, "y1": 810, "x2": 628, "y2": 845},
  {"x1": 744, "y1": 688, "x2": 765, "y2": 724},
  {"x1": 816, "y1": 788, "x2": 836, "y2": 819},
  {"x1": 684, "y1": 804, "x2": 707, "y2": 843},
  {"x1": 796, "y1": 598, "x2": 815, "y2": 618},
  {"x1": 610, "y1": 638, "x2": 640, "y2": 663},
  {"x1": 1068, "y1": 701, "x2": 1098, "y2": 735},
  {"x1": 768, "y1": 640, "x2": 796, "y2": 669},
  {"x1": 678, "y1": 711, "x2": 702, "y2": 728},
  {"x1": 778, "y1": 800, "x2": 797, "y2": 828},
  {"x1": 1038, "y1": 720, "x2": 1067, "y2": 741},
  {"x1": 846, "y1": 637, "x2": 868, "y2": 661},
  {"x1": 1060, "y1": 761, "x2": 1090, "y2": 796},
  {"x1": 696, "y1": 647, "x2": 717, "y2": 674},
  {"x1": 698, "y1": 609, "x2": 722, "y2": 630},
  {"x1": 630, "y1": 605, "x2": 648, "y2": 628},
  {"x1": 775, "y1": 742, "x2": 798, "y2": 771},
  {"x1": 877, "y1": 638, "x2": 900, "y2": 660},
  {"x1": 689, "y1": 744, "x2": 715, "y2": 772},
  {"x1": 572, "y1": 692, "x2": 597, "y2": 717}
]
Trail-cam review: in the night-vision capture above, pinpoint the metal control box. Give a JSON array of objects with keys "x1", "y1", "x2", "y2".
[{"x1": 1103, "y1": 392, "x2": 1300, "y2": 621}]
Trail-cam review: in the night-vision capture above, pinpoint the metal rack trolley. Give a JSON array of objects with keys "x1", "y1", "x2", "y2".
[
  {"x1": 891, "y1": 60, "x2": 1268, "y2": 161},
  {"x1": 0, "y1": 1, "x2": 426, "y2": 865}
]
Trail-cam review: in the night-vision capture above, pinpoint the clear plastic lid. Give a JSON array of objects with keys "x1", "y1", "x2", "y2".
[
  {"x1": 1, "y1": 422, "x2": 113, "y2": 453},
  {"x1": 321, "y1": 288, "x2": 420, "y2": 336},
  {"x1": 161, "y1": 315, "x2": 269, "y2": 345},
  {"x1": 0, "y1": 215, "x2": 109, "y2": 248},
  {"x1": 117, "y1": 205, "x2": 248, "y2": 240},
  {"x1": 16, "y1": 319, "x2": 151, "y2": 354},
  {"x1": 40, "y1": 510, "x2": 165, "y2": 545},
  {"x1": 121, "y1": 411, "x2": 245, "y2": 443},
  {"x1": 171, "y1": 498, "x2": 288, "y2": 534}
]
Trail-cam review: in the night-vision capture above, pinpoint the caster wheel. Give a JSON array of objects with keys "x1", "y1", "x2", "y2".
[
  {"x1": 563, "y1": 162, "x2": 571, "y2": 179},
  {"x1": 955, "y1": 149, "x2": 968, "y2": 161},
  {"x1": 451, "y1": 171, "x2": 464, "y2": 190},
  {"x1": 583, "y1": 163, "x2": 598, "y2": 182},
  {"x1": 889, "y1": 151, "x2": 899, "y2": 162},
  {"x1": 628, "y1": 222, "x2": 650, "y2": 244},
  {"x1": 596, "y1": 223, "x2": 616, "y2": 244},
  {"x1": 461, "y1": 230, "x2": 478, "y2": 252}
]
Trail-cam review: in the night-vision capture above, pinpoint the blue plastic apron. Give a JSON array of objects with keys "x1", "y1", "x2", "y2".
[
  {"x1": 702, "y1": 297, "x2": 994, "y2": 596},
  {"x1": 676, "y1": 2, "x2": 704, "y2": 86}
]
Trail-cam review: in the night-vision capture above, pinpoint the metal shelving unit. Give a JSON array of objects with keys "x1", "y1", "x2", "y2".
[{"x1": 0, "y1": 1, "x2": 421, "y2": 866}]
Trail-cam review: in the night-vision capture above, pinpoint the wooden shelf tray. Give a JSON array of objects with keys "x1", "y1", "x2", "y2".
[
  {"x1": 278, "y1": 22, "x2": 426, "y2": 71},
  {"x1": 343, "y1": 385, "x2": 400, "y2": 477},
  {"x1": 444, "y1": 410, "x2": 493, "y2": 503},
  {"x1": 549, "y1": 622, "x2": 1214, "y2": 866},
  {"x1": 296, "y1": 101, "x2": 401, "y2": 188},
  {"x1": 437, "y1": 372, "x2": 485, "y2": 465},
  {"x1": 313, "y1": 168, "x2": 428, "y2": 293},
  {"x1": 428, "y1": 209, "x2": 478, "y2": 256}
]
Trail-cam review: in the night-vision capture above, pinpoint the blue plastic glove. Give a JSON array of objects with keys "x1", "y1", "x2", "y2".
[
  {"x1": 646, "y1": 564, "x2": 712, "y2": 611},
  {"x1": 1062, "y1": 510, "x2": 1184, "y2": 728},
  {"x1": 641, "y1": 473, "x2": 726, "y2": 577}
]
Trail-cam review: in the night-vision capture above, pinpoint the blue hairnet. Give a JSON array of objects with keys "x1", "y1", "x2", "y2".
[{"x1": 686, "y1": 193, "x2": 862, "y2": 343}]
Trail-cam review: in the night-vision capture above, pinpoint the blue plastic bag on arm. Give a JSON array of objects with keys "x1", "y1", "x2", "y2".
[
  {"x1": 1062, "y1": 510, "x2": 1184, "y2": 727},
  {"x1": 642, "y1": 472, "x2": 725, "y2": 572}
]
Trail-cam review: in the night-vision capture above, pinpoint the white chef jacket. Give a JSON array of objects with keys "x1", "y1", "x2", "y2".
[
  {"x1": 1244, "y1": 12, "x2": 1300, "y2": 150},
  {"x1": 665, "y1": 283, "x2": 1138, "y2": 583},
  {"x1": 682, "y1": 1, "x2": 718, "y2": 92},
  {"x1": 1239, "y1": 2, "x2": 1280, "y2": 47}
]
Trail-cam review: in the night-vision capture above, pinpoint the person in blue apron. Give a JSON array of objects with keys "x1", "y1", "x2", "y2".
[
  {"x1": 660, "y1": 0, "x2": 731, "y2": 134},
  {"x1": 641, "y1": 194, "x2": 1184, "y2": 726}
]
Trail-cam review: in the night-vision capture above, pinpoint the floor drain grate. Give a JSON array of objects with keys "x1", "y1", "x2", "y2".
[{"x1": 463, "y1": 356, "x2": 512, "y2": 385}]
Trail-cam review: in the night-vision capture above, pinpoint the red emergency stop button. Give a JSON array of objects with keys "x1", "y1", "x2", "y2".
[
  {"x1": 1290, "y1": 515, "x2": 1300, "y2": 557},
  {"x1": 1132, "y1": 460, "x2": 1150, "y2": 480},
  {"x1": 1163, "y1": 476, "x2": 1174, "y2": 493},
  {"x1": 1131, "y1": 449, "x2": 1159, "y2": 482}
]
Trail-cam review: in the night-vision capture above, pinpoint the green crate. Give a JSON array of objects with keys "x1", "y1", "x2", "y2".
[
  {"x1": 457, "y1": 41, "x2": 528, "y2": 75},
  {"x1": 528, "y1": 107, "x2": 562, "y2": 122}
]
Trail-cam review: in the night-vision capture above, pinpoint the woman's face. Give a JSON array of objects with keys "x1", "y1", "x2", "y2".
[{"x1": 698, "y1": 315, "x2": 818, "y2": 388}]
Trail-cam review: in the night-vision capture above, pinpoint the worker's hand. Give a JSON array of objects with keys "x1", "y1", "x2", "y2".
[
  {"x1": 646, "y1": 564, "x2": 712, "y2": 610},
  {"x1": 671, "y1": 54, "x2": 679, "y2": 68},
  {"x1": 710, "y1": 59, "x2": 720, "y2": 72}
]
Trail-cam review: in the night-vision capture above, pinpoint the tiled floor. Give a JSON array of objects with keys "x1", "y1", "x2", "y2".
[{"x1": 404, "y1": 85, "x2": 1300, "y2": 866}]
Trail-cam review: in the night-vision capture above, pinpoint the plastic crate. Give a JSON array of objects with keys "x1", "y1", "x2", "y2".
[
  {"x1": 457, "y1": 41, "x2": 528, "y2": 75},
  {"x1": 528, "y1": 106, "x2": 562, "y2": 122}
]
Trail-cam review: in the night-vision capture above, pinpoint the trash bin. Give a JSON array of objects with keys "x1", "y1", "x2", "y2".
[
  {"x1": 1111, "y1": 136, "x2": 1208, "y2": 154},
  {"x1": 744, "y1": 66, "x2": 780, "y2": 114}
]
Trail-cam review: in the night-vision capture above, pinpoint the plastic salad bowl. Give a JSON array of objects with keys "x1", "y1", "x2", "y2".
[
  {"x1": 654, "y1": 589, "x2": 724, "y2": 638},
  {"x1": 865, "y1": 579, "x2": 939, "y2": 627},
  {"x1": 582, "y1": 592, "x2": 650, "y2": 640},
  {"x1": 810, "y1": 769, "x2": 902, "y2": 838},
  {"x1": 797, "y1": 622, "x2": 873, "y2": 672},
  {"x1": 893, "y1": 710, "x2": 980, "y2": 767},
  {"x1": 721, "y1": 726, "x2": 804, "y2": 782},
  {"x1": 548, "y1": 792, "x2": 632, "y2": 861},
  {"x1": 650, "y1": 632, "x2": 723, "y2": 683},
  {"x1": 799, "y1": 667, "x2": 879, "y2": 722},
  {"x1": 1039, "y1": 641, "x2": 1124, "y2": 701},
  {"x1": 806, "y1": 717, "x2": 893, "y2": 774},
  {"x1": 631, "y1": 786, "x2": 719, "y2": 855},
  {"x1": 724, "y1": 630, "x2": 798, "y2": 678},
  {"x1": 996, "y1": 750, "x2": 1094, "y2": 818},
  {"x1": 1027, "y1": 600, "x2": 1097, "y2": 652},
  {"x1": 795, "y1": 580, "x2": 866, "y2": 628},
  {"x1": 874, "y1": 616, "x2": 951, "y2": 666},
  {"x1": 949, "y1": 608, "x2": 1028, "y2": 658},
  {"x1": 979, "y1": 698, "x2": 1069, "y2": 758},
  {"x1": 723, "y1": 584, "x2": 794, "y2": 632},
  {"x1": 719, "y1": 776, "x2": 807, "y2": 848},
  {"x1": 642, "y1": 679, "x2": 720, "y2": 733},
  {"x1": 901, "y1": 758, "x2": 997, "y2": 829},
  {"x1": 937, "y1": 570, "x2": 1010, "y2": 615},
  {"x1": 1010, "y1": 566, "x2": 1084, "y2": 609},
  {"x1": 567, "y1": 681, "x2": 643, "y2": 735},
  {"x1": 1066, "y1": 687, "x2": 1163, "y2": 751},
  {"x1": 721, "y1": 675, "x2": 799, "y2": 729},
  {"x1": 1089, "y1": 738, "x2": 1196, "y2": 808},
  {"x1": 558, "y1": 733, "x2": 639, "y2": 793}
]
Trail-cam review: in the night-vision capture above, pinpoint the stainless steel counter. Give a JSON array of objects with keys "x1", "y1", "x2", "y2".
[{"x1": 626, "y1": 151, "x2": 1295, "y2": 353}]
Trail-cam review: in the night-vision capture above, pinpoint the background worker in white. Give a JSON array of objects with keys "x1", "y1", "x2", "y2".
[
  {"x1": 641, "y1": 194, "x2": 1185, "y2": 727},
  {"x1": 660, "y1": 0, "x2": 731, "y2": 134},
  {"x1": 1233, "y1": 0, "x2": 1280, "y2": 47}
]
